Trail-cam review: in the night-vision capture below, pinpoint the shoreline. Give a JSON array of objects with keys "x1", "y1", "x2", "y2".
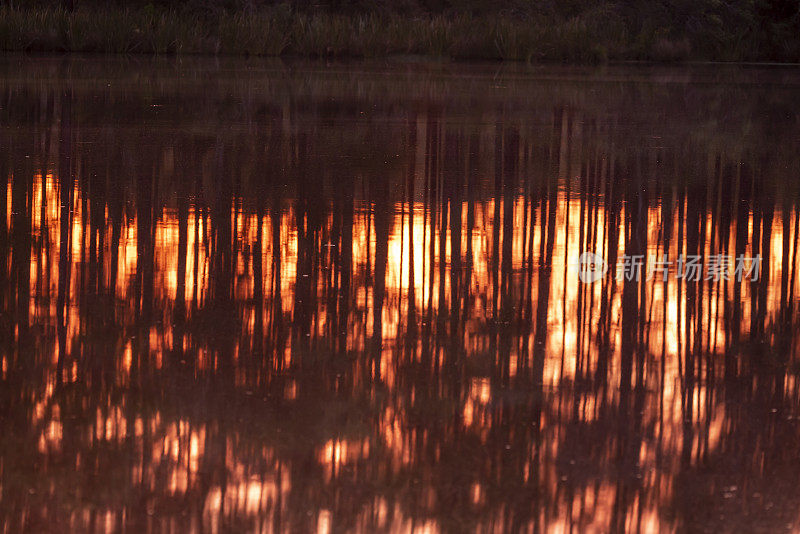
[{"x1": 2, "y1": 6, "x2": 799, "y2": 64}]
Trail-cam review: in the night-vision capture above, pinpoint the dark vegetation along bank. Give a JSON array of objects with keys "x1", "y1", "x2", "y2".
[{"x1": 0, "y1": 0, "x2": 799, "y2": 62}]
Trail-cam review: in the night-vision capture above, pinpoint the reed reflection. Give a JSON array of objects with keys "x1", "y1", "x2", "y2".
[{"x1": 2, "y1": 60, "x2": 800, "y2": 533}]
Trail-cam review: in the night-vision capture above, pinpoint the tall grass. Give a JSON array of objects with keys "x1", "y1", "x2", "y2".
[
  {"x1": 0, "y1": 7, "x2": 205, "y2": 53},
  {"x1": 0, "y1": 5, "x2": 794, "y2": 62}
]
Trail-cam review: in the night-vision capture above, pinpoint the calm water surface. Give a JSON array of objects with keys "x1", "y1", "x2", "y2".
[{"x1": 2, "y1": 57, "x2": 800, "y2": 533}]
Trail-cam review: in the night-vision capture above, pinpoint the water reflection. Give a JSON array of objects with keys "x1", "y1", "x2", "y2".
[{"x1": 2, "y1": 57, "x2": 800, "y2": 533}]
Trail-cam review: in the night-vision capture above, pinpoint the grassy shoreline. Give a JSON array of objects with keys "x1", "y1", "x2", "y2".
[{"x1": 0, "y1": 6, "x2": 796, "y2": 63}]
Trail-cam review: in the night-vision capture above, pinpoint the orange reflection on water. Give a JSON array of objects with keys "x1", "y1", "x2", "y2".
[
  {"x1": 10, "y1": 165, "x2": 798, "y2": 532},
  {"x1": 4, "y1": 71, "x2": 800, "y2": 532}
]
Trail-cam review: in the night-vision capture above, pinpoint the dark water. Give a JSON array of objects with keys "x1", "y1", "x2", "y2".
[{"x1": 1, "y1": 56, "x2": 800, "y2": 533}]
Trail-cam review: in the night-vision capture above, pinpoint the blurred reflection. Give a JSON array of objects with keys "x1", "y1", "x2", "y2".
[{"x1": 2, "y1": 58, "x2": 800, "y2": 533}]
